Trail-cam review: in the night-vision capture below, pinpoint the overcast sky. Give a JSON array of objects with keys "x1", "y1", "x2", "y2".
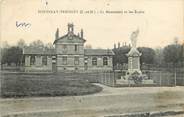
[{"x1": 0, "y1": 0, "x2": 184, "y2": 49}]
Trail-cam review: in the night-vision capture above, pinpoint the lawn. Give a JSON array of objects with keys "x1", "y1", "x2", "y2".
[{"x1": 0, "y1": 73, "x2": 102, "y2": 98}]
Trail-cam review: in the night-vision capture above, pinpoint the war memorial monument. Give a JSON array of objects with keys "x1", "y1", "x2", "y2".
[{"x1": 117, "y1": 29, "x2": 154, "y2": 85}]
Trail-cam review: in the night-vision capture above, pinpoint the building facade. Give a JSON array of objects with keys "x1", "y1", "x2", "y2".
[{"x1": 23, "y1": 23, "x2": 114, "y2": 72}]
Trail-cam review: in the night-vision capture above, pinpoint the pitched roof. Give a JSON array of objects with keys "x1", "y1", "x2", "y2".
[
  {"x1": 84, "y1": 49, "x2": 115, "y2": 56},
  {"x1": 53, "y1": 33, "x2": 86, "y2": 44},
  {"x1": 23, "y1": 47, "x2": 56, "y2": 55}
]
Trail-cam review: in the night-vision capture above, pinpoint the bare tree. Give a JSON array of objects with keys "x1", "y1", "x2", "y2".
[
  {"x1": 45, "y1": 42, "x2": 54, "y2": 49},
  {"x1": 17, "y1": 39, "x2": 27, "y2": 49},
  {"x1": 1, "y1": 41, "x2": 10, "y2": 49},
  {"x1": 29, "y1": 40, "x2": 44, "y2": 48}
]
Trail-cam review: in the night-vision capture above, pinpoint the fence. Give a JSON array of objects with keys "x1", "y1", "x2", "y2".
[
  {"x1": 55, "y1": 71, "x2": 116, "y2": 86},
  {"x1": 1, "y1": 68, "x2": 183, "y2": 87},
  {"x1": 98, "y1": 71, "x2": 116, "y2": 87},
  {"x1": 176, "y1": 71, "x2": 184, "y2": 86},
  {"x1": 148, "y1": 71, "x2": 174, "y2": 86},
  {"x1": 57, "y1": 70, "x2": 184, "y2": 87},
  {"x1": 112, "y1": 69, "x2": 184, "y2": 86},
  {"x1": 113, "y1": 62, "x2": 184, "y2": 86}
]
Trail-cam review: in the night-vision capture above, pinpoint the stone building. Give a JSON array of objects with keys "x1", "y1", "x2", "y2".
[{"x1": 23, "y1": 23, "x2": 114, "y2": 72}]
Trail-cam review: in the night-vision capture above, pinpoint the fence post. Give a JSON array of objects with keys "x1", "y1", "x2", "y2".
[
  {"x1": 113, "y1": 71, "x2": 115, "y2": 87},
  {"x1": 174, "y1": 68, "x2": 177, "y2": 86},
  {"x1": 159, "y1": 71, "x2": 162, "y2": 86}
]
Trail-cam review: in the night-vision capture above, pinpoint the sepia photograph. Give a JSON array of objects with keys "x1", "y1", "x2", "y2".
[{"x1": 0, "y1": 0, "x2": 184, "y2": 117}]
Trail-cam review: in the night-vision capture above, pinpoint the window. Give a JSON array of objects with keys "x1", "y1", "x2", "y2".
[
  {"x1": 74, "y1": 45, "x2": 78, "y2": 52},
  {"x1": 42, "y1": 56, "x2": 47, "y2": 65},
  {"x1": 30, "y1": 55, "x2": 35, "y2": 65},
  {"x1": 62, "y1": 45, "x2": 67, "y2": 53},
  {"x1": 92, "y1": 57, "x2": 97, "y2": 66},
  {"x1": 62, "y1": 56, "x2": 67, "y2": 65},
  {"x1": 74, "y1": 56, "x2": 79, "y2": 65},
  {"x1": 84, "y1": 57, "x2": 88, "y2": 64},
  {"x1": 103, "y1": 57, "x2": 108, "y2": 66},
  {"x1": 63, "y1": 45, "x2": 67, "y2": 49}
]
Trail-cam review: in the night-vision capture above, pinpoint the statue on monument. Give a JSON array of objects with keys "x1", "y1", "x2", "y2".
[
  {"x1": 127, "y1": 28, "x2": 142, "y2": 75},
  {"x1": 116, "y1": 28, "x2": 154, "y2": 85},
  {"x1": 130, "y1": 29, "x2": 139, "y2": 48}
]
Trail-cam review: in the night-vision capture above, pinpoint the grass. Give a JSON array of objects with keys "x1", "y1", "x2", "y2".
[{"x1": 0, "y1": 72, "x2": 102, "y2": 98}]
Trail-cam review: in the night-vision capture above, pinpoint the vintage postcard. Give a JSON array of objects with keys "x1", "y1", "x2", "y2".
[{"x1": 0, "y1": 0, "x2": 184, "y2": 117}]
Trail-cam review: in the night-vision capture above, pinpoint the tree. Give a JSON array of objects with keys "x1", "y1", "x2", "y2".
[
  {"x1": 29, "y1": 40, "x2": 44, "y2": 48},
  {"x1": 113, "y1": 46, "x2": 156, "y2": 67},
  {"x1": 154, "y1": 47, "x2": 164, "y2": 66},
  {"x1": 163, "y1": 44, "x2": 182, "y2": 66},
  {"x1": 17, "y1": 39, "x2": 26, "y2": 49},
  {"x1": 182, "y1": 40, "x2": 184, "y2": 62},
  {"x1": 45, "y1": 42, "x2": 54, "y2": 49},
  {"x1": 138, "y1": 47, "x2": 156, "y2": 65},
  {"x1": 1, "y1": 41, "x2": 10, "y2": 49},
  {"x1": 112, "y1": 46, "x2": 130, "y2": 66},
  {"x1": 1, "y1": 46, "x2": 23, "y2": 66},
  {"x1": 1, "y1": 41, "x2": 9, "y2": 66}
]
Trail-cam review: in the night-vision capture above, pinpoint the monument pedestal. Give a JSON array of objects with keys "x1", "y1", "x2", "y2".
[{"x1": 126, "y1": 47, "x2": 142, "y2": 76}]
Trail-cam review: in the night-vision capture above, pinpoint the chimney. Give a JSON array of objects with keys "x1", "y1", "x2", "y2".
[
  {"x1": 114, "y1": 43, "x2": 116, "y2": 49},
  {"x1": 55, "y1": 28, "x2": 59, "y2": 40},
  {"x1": 81, "y1": 29, "x2": 83, "y2": 38},
  {"x1": 118, "y1": 42, "x2": 120, "y2": 48}
]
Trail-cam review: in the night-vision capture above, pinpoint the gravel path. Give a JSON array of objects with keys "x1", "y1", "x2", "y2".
[{"x1": 1, "y1": 84, "x2": 184, "y2": 117}]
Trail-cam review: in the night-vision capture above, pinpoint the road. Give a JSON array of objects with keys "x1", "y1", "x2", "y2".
[{"x1": 1, "y1": 84, "x2": 184, "y2": 117}]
